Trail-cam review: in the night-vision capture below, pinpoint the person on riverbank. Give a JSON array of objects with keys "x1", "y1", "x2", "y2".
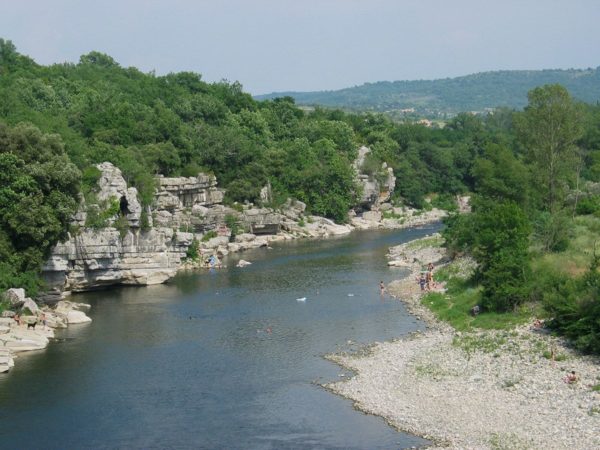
[
  {"x1": 564, "y1": 370, "x2": 578, "y2": 384},
  {"x1": 418, "y1": 273, "x2": 427, "y2": 291},
  {"x1": 426, "y1": 263, "x2": 435, "y2": 290}
]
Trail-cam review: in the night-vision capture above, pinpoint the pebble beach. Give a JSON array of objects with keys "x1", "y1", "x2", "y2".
[{"x1": 325, "y1": 235, "x2": 600, "y2": 449}]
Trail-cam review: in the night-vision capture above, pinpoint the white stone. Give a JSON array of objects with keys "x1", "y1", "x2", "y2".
[
  {"x1": 4, "y1": 288, "x2": 26, "y2": 306},
  {"x1": 66, "y1": 310, "x2": 92, "y2": 324}
]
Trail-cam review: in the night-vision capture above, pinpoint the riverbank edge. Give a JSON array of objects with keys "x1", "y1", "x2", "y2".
[
  {"x1": 323, "y1": 235, "x2": 600, "y2": 450},
  {"x1": 177, "y1": 207, "x2": 447, "y2": 272},
  {"x1": 2, "y1": 210, "x2": 445, "y2": 374}
]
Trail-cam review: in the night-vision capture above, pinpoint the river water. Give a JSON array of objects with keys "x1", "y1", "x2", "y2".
[{"x1": 0, "y1": 225, "x2": 440, "y2": 449}]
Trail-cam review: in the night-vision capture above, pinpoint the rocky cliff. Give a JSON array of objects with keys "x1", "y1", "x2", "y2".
[
  {"x1": 43, "y1": 228, "x2": 193, "y2": 291},
  {"x1": 42, "y1": 150, "x2": 411, "y2": 293},
  {"x1": 42, "y1": 163, "x2": 207, "y2": 291},
  {"x1": 353, "y1": 146, "x2": 396, "y2": 211}
]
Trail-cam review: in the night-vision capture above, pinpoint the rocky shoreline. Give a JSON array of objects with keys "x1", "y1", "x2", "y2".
[
  {"x1": 325, "y1": 235, "x2": 600, "y2": 450},
  {"x1": 2, "y1": 209, "x2": 445, "y2": 374},
  {"x1": 0, "y1": 288, "x2": 92, "y2": 373}
]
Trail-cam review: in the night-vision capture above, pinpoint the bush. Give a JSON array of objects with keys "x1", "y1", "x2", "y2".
[
  {"x1": 543, "y1": 256, "x2": 600, "y2": 354},
  {"x1": 201, "y1": 230, "x2": 217, "y2": 241},
  {"x1": 575, "y1": 195, "x2": 600, "y2": 215},
  {"x1": 533, "y1": 211, "x2": 570, "y2": 252},
  {"x1": 430, "y1": 193, "x2": 458, "y2": 212},
  {"x1": 81, "y1": 166, "x2": 102, "y2": 196},
  {"x1": 224, "y1": 214, "x2": 239, "y2": 240},
  {"x1": 185, "y1": 238, "x2": 200, "y2": 260}
]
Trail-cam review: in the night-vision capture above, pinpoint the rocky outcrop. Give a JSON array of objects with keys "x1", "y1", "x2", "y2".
[
  {"x1": 154, "y1": 173, "x2": 225, "y2": 229},
  {"x1": 353, "y1": 146, "x2": 396, "y2": 211},
  {"x1": 43, "y1": 228, "x2": 192, "y2": 291},
  {"x1": 0, "y1": 292, "x2": 92, "y2": 373},
  {"x1": 42, "y1": 154, "x2": 442, "y2": 292},
  {"x1": 96, "y1": 162, "x2": 143, "y2": 227}
]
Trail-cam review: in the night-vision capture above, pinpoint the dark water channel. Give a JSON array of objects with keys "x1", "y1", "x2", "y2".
[{"x1": 0, "y1": 225, "x2": 440, "y2": 449}]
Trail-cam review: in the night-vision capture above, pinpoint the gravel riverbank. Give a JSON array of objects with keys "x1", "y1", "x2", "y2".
[{"x1": 325, "y1": 235, "x2": 600, "y2": 449}]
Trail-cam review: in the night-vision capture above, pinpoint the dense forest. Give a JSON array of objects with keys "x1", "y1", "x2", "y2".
[
  {"x1": 257, "y1": 68, "x2": 600, "y2": 117},
  {"x1": 1, "y1": 38, "x2": 600, "y2": 353}
]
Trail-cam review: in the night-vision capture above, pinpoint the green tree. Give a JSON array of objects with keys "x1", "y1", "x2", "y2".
[
  {"x1": 0, "y1": 122, "x2": 80, "y2": 293},
  {"x1": 515, "y1": 84, "x2": 583, "y2": 212}
]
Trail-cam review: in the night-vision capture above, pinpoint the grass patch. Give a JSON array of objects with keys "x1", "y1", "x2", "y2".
[
  {"x1": 453, "y1": 332, "x2": 507, "y2": 354},
  {"x1": 531, "y1": 215, "x2": 600, "y2": 277},
  {"x1": 422, "y1": 275, "x2": 530, "y2": 331},
  {"x1": 405, "y1": 234, "x2": 444, "y2": 251},
  {"x1": 542, "y1": 350, "x2": 568, "y2": 361},
  {"x1": 591, "y1": 384, "x2": 600, "y2": 392}
]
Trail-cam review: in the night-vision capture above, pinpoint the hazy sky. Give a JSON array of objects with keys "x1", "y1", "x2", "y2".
[{"x1": 1, "y1": 0, "x2": 599, "y2": 94}]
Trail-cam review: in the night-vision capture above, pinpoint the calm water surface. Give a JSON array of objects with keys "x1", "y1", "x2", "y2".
[{"x1": 0, "y1": 225, "x2": 440, "y2": 449}]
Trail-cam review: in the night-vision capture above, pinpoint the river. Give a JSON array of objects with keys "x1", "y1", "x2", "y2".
[{"x1": 0, "y1": 224, "x2": 440, "y2": 449}]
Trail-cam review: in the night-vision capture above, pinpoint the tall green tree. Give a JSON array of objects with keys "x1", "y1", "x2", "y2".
[{"x1": 515, "y1": 84, "x2": 583, "y2": 212}]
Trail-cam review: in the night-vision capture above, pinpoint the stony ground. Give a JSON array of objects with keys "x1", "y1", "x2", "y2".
[{"x1": 325, "y1": 236, "x2": 600, "y2": 450}]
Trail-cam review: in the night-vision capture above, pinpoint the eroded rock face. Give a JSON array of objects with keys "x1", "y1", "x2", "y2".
[
  {"x1": 42, "y1": 228, "x2": 192, "y2": 291},
  {"x1": 353, "y1": 146, "x2": 396, "y2": 211},
  {"x1": 95, "y1": 162, "x2": 142, "y2": 227}
]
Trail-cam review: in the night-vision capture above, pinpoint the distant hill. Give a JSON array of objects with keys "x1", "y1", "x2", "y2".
[{"x1": 256, "y1": 68, "x2": 600, "y2": 116}]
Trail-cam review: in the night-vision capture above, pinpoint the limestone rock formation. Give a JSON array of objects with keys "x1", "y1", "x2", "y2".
[
  {"x1": 353, "y1": 146, "x2": 396, "y2": 211},
  {"x1": 43, "y1": 228, "x2": 192, "y2": 291},
  {"x1": 96, "y1": 162, "x2": 142, "y2": 227}
]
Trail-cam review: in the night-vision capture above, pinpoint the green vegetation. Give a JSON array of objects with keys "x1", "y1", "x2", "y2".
[
  {"x1": 257, "y1": 67, "x2": 600, "y2": 117},
  {"x1": 201, "y1": 230, "x2": 217, "y2": 242},
  {"x1": 1, "y1": 36, "x2": 600, "y2": 354},
  {"x1": 0, "y1": 121, "x2": 80, "y2": 295},
  {"x1": 423, "y1": 262, "x2": 531, "y2": 331},
  {"x1": 441, "y1": 84, "x2": 600, "y2": 354},
  {"x1": 185, "y1": 238, "x2": 200, "y2": 261}
]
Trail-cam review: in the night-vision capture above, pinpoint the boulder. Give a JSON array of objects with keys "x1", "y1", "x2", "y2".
[
  {"x1": 237, "y1": 260, "x2": 252, "y2": 268},
  {"x1": 4, "y1": 288, "x2": 26, "y2": 307},
  {"x1": 21, "y1": 298, "x2": 39, "y2": 315},
  {"x1": 362, "y1": 210, "x2": 382, "y2": 222},
  {"x1": 66, "y1": 310, "x2": 92, "y2": 324},
  {"x1": 234, "y1": 233, "x2": 257, "y2": 243},
  {"x1": 281, "y1": 199, "x2": 306, "y2": 220}
]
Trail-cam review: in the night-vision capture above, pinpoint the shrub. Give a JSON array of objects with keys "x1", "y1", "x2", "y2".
[
  {"x1": 543, "y1": 256, "x2": 600, "y2": 354},
  {"x1": 201, "y1": 230, "x2": 217, "y2": 241},
  {"x1": 575, "y1": 195, "x2": 600, "y2": 215},
  {"x1": 185, "y1": 238, "x2": 200, "y2": 260}
]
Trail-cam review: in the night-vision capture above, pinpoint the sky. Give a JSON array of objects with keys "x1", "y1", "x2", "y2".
[{"x1": 1, "y1": 0, "x2": 599, "y2": 95}]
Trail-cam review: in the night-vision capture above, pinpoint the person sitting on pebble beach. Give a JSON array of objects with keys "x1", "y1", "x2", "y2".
[{"x1": 564, "y1": 370, "x2": 578, "y2": 384}]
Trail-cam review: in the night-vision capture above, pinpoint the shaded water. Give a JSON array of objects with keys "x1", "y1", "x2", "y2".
[{"x1": 0, "y1": 225, "x2": 440, "y2": 449}]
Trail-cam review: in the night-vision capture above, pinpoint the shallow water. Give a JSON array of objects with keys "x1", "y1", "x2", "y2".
[{"x1": 0, "y1": 225, "x2": 440, "y2": 449}]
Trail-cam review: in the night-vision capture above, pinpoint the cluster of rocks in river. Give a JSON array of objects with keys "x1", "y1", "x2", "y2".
[
  {"x1": 325, "y1": 235, "x2": 600, "y2": 450},
  {"x1": 1, "y1": 288, "x2": 91, "y2": 373}
]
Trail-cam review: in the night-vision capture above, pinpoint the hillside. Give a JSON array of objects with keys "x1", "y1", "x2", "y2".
[{"x1": 256, "y1": 68, "x2": 600, "y2": 117}]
